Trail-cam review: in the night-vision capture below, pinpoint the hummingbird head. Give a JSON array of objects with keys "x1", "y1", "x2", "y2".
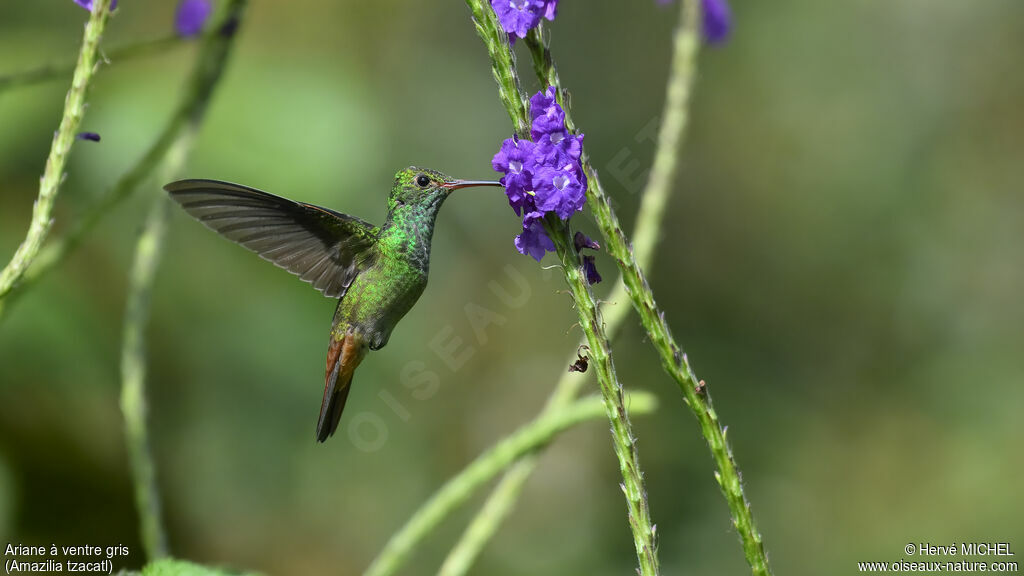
[{"x1": 388, "y1": 166, "x2": 502, "y2": 213}]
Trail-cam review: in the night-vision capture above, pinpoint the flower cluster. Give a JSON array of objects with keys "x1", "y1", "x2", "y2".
[
  {"x1": 492, "y1": 88, "x2": 587, "y2": 261},
  {"x1": 491, "y1": 0, "x2": 559, "y2": 40},
  {"x1": 657, "y1": 0, "x2": 733, "y2": 44},
  {"x1": 73, "y1": 0, "x2": 212, "y2": 37}
]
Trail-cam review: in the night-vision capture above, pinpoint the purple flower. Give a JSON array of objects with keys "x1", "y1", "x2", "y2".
[
  {"x1": 532, "y1": 165, "x2": 586, "y2": 221},
  {"x1": 702, "y1": 0, "x2": 732, "y2": 44},
  {"x1": 582, "y1": 255, "x2": 602, "y2": 285},
  {"x1": 529, "y1": 87, "x2": 565, "y2": 138},
  {"x1": 515, "y1": 213, "x2": 555, "y2": 261},
  {"x1": 73, "y1": 0, "x2": 118, "y2": 11},
  {"x1": 491, "y1": 0, "x2": 545, "y2": 39},
  {"x1": 175, "y1": 0, "x2": 212, "y2": 37},
  {"x1": 574, "y1": 231, "x2": 599, "y2": 252},
  {"x1": 534, "y1": 130, "x2": 583, "y2": 168},
  {"x1": 493, "y1": 89, "x2": 589, "y2": 261},
  {"x1": 76, "y1": 132, "x2": 101, "y2": 142},
  {"x1": 541, "y1": 0, "x2": 558, "y2": 22},
  {"x1": 655, "y1": 0, "x2": 732, "y2": 44},
  {"x1": 492, "y1": 136, "x2": 537, "y2": 215}
]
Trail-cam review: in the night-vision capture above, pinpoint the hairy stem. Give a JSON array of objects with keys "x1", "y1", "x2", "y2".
[
  {"x1": 439, "y1": 3, "x2": 701, "y2": 572},
  {"x1": 524, "y1": 6, "x2": 772, "y2": 575},
  {"x1": 0, "y1": 0, "x2": 114, "y2": 302},
  {"x1": 463, "y1": 0, "x2": 529, "y2": 139},
  {"x1": 0, "y1": 34, "x2": 192, "y2": 92},
  {"x1": 362, "y1": 392, "x2": 658, "y2": 576},
  {"x1": 463, "y1": 3, "x2": 662, "y2": 574},
  {"x1": 0, "y1": 2, "x2": 248, "y2": 323},
  {"x1": 545, "y1": 217, "x2": 661, "y2": 576}
]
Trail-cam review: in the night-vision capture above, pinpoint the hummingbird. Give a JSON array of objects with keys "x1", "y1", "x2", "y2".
[{"x1": 165, "y1": 167, "x2": 501, "y2": 442}]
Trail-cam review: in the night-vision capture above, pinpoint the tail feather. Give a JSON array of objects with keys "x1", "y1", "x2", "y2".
[{"x1": 316, "y1": 331, "x2": 366, "y2": 442}]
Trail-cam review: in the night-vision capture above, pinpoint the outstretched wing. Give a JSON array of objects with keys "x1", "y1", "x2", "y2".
[{"x1": 165, "y1": 179, "x2": 378, "y2": 299}]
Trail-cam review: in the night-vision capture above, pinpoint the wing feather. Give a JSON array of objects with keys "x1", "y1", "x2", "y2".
[{"x1": 165, "y1": 179, "x2": 378, "y2": 299}]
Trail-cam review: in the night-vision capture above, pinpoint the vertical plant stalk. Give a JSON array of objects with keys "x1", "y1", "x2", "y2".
[
  {"x1": 0, "y1": 1, "x2": 249, "y2": 323},
  {"x1": 120, "y1": 176, "x2": 176, "y2": 563},
  {"x1": 0, "y1": 0, "x2": 114, "y2": 302},
  {"x1": 440, "y1": 2, "x2": 701, "y2": 572},
  {"x1": 463, "y1": 3, "x2": 660, "y2": 574},
  {"x1": 118, "y1": 0, "x2": 249, "y2": 561},
  {"x1": 464, "y1": 0, "x2": 530, "y2": 138},
  {"x1": 543, "y1": 217, "x2": 660, "y2": 576},
  {"x1": 524, "y1": 5, "x2": 773, "y2": 576},
  {"x1": 361, "y1": 393, "x2": 658, "y2": 576}
]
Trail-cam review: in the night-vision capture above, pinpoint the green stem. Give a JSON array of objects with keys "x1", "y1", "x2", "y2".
[
  {"x1": 437, "y1": 461, "x2": 534, "y2": 576},
  {"x1": 361, "y1": 392, "x2": 658, "y2": 576},
  {"x1": 439, "y1": 3, "x2": 701, "y2": 572},
  {"x1": 0, "y1": 34, "x2": 192, "y2": 92},
  {"x1": 546, "y1": 217, "x2": 661, "y2": 576},
  {"x1": 524, "y1": 6, "x2": 773, "y2": 576},
  {"x1": 120, "y1": 1, "x2": 248, "y2": 562},
  {"x1": 0, "y1": 0, "x2": 114, "y2": 301},
  {"x1": 120, "y1": 185, "x2": 174, "y2": 563},
  {"x1": 120, "y1": 121, "x2": 197, "y2": 560},
  {"x1": 119, "y1": 68, "x2": 210, "y2": 558},
  {"x1": 0, "y1": 2, "x2": 248, "y2": 322},
  {"x1": 463, "y1": 0, "x2": 530, "y2": 139},
  {"x1": 464, "y1": 4, "x2": 662, "y2": 574}
]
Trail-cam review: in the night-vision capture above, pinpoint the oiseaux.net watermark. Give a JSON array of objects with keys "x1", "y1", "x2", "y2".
[{"x1": 858, "y1": 542, "x2": 1017, "y2": 573}]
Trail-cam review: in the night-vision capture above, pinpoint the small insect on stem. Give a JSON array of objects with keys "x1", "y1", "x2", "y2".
[{"x1": 568, "y1": 345, "x2": 590, "y2": 373}]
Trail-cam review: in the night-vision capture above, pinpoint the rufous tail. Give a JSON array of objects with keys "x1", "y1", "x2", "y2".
[{"x1": 316, "y1": 330, "x2": 367, "y2": 442}]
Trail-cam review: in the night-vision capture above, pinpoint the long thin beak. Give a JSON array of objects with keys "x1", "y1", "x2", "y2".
[{"x1": 442, "y1": 179, "x2": 503, "y2": 191}]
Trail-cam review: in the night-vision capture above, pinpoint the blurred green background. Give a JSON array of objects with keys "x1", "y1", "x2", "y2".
[{"x1": 2, "y1": 1, "x2": 1022, "y2": 574}]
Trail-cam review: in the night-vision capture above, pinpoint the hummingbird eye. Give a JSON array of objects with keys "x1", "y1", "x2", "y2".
[{"x1": 415, "y1": 174, "x2": 431, "y2": 188}]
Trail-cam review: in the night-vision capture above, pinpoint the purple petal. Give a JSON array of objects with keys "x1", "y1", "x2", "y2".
[
  {"x1": 702, "y1": 0, "x2": 732, "y2": 44},
  {"x1": 493, "y1": 136, "x2": 540, "y2": 214},
  {"x1": 532, "y1": 165, "x2": 586, "y2": 221},
  {"x1": 491, "y1": 136, "x2": 536, "y2": 173},
  {"x1": 491, "y1": 0, "x2": 546, "y2": 39},
  {"x1": 573, "y1": 231, "x2": 600, "y2": 252},
  {"x1": 582, "y1": 255, "x2": 602, "y2": 285},
  {"x1": 73, "y1": 0, "x2": 118, "y2": 11},
  {"x1": 542, "y1": 0, "x2": 559, "y2": 22},
  {"x1": 76, "y1": 132, "x2": 101, "y2": 142},
  {"x1": 529, "y1": 87, "x2": 566, "y2": 137},
  {"x1": 515, "y1": 215, "x2": 555, "y2": 261},
  {"x1": 175, "y1": 0, "x2": 213, "y2": 37},
  {"x1": 501, "y1": 171, "x2": 535, "y2": 215},
  {"x1": 534, "y1": 130, "x2": 583, "y2": 168}
]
